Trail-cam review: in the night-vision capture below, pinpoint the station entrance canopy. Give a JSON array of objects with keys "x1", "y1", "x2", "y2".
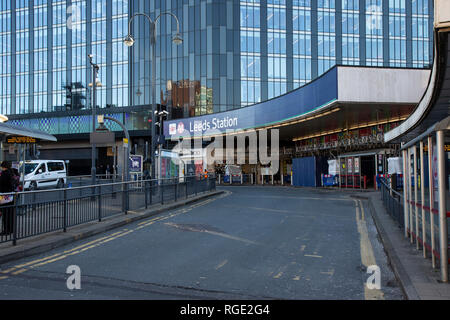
[
  {"x1": 0, "y1": 122, "x2": 57, "y2": 143},
  {"x1": 164, "y1": 65, "x2": 430, "y2": 145}
]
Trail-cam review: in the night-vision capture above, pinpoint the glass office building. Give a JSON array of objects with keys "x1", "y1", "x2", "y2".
[{"x1": 0, "y1": 0, "x2": 433, "y2": 135}]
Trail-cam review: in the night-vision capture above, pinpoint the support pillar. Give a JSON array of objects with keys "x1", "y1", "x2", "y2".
[
  {"x1": 436, "y1": 130, "x2": 448, "y2": 282},
  {"x1": 428, "y1": 136, "x2": 436, "y2": 268},
  {"x1": 403, "y1": 149, "x2": 409, "y2": 239},
  {"x1": 420, "y1": 140, "x2": 426, "y2": 257},
  {"x1": 414, "y1": 145, "x2": 419, "y2": 250}
]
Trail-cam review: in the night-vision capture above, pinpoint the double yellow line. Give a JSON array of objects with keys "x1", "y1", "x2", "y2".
[
  {"x1": 0, "y1": 191, "x2": 230, "y2": 281},
  {"x1": 354, "y1": 199, "x2": 385, "y2": 300},
  {"x1": 0, "y1": 230, "x2": 133, "y2": 279}
]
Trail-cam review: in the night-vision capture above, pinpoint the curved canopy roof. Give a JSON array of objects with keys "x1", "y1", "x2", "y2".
[
  {"x1": 384, "y1": 0, "x2": 450, "y2": 143},
  {"x1": 0, "y1": 122, "x2": 57, "y2": 142}
]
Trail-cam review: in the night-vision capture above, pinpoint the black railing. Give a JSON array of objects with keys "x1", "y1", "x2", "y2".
[
  {"x1": 0, "y1": 175, "x2": 216, "y2": 245},
  {"x1": 380, "y1": 178, "x2": 404, "y2": 229}
]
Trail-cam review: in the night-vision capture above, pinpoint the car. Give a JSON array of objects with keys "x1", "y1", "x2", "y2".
[{"x1": 19, "y1": 160, "x2": 67, "y2": 190}]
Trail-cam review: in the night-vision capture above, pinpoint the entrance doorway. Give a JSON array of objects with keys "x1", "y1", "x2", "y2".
[{"x1": 361, "y1": 155, "x2": 375, "y2": 189}]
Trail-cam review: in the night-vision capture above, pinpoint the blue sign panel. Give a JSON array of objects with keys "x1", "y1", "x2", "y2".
[
  {"x1": 129, "y1": 155, "x2": 143, "y2": 173},
  {"x1": 164, "y1": 67, "x2": 338, "y2": 138}
]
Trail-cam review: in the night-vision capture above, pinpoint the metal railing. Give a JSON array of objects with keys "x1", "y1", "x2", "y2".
[
  {"x1": 380, "y1": 178, "x2": 450, "y2": 272},
  {"x1": 380, "y1": 179, "x2": 404, "y2": 228},
  {"x1": 0, "y1": 175, "x2": 216, "y2": 245}
]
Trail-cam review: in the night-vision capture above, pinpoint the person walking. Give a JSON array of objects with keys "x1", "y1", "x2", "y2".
[{"x1": 0, "y1": 161, "x2": 15, "y2": 236}]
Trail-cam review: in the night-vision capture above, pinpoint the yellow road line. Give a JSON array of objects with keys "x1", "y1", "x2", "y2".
[
  {"x1": 2, "y1": 231, "x2": 126, "y2": 275},
  {"x1": 1, "y1": 193, "x2": 228, "y2": 280},
  {"x1": 355, "y1": 199, "x2": 384, "y2": 300}
]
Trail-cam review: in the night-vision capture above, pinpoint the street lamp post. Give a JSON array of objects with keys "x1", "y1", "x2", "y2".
[
  {"x1": 124, "y1": 11, "x2": 182, "y2": 181},
  {"x1": 88, "y1": 54, "x2": 102, "y2": 186},
  {"x1": 156, "y1": 110, "x2": 169, "y2": 180}
]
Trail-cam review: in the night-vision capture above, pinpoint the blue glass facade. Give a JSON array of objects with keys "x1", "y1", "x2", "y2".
[{"x1": 0, "y1": 0, "x2": 433, "y2": 136}]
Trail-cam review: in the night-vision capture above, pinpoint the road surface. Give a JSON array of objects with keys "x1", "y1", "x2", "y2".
[{"x1": 0, "y1": 186, "x2": 404, "y2": 300}]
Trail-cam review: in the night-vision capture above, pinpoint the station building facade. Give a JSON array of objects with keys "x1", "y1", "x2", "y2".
[{"x1": 0, "y1": 0, "x2": 434, "y2": 175}]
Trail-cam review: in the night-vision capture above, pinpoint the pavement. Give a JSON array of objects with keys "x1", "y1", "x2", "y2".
[
  {"x1": 364, "y1": 191, "x2": 450, "y2": 300},
  {"x1": 0, "y1": 189, "x2": 223, "y2": 266}
]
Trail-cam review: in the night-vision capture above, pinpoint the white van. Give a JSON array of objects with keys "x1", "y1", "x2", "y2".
[{"x1": 20, "y1": 160, "x2": 67, "y2": 190}]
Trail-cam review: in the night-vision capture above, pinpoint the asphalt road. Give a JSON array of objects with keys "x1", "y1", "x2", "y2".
[{"x1": 0, "y1": 186, "x2": 404, "y2": 300}]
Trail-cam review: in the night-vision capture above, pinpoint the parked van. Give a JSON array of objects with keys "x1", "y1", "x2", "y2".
[{"x1": 19, "y1": 160, "x2": 67, "y2": 190}]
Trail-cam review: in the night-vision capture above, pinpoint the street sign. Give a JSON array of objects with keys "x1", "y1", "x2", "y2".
[
  {"x1": 7, "y1": 136, "x2": 37, "y2": 144},
  {"x1": 90, "y1": 131, "x2": 115, "y2": 144},
  {"x1": 129, "y1": 155, "x2": 143, "y2": 173}
]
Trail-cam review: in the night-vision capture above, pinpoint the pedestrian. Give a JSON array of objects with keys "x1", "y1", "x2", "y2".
[
  {"x1": 143, "y1": 169, "x2": 150, "y2": 180},
  {"x1": 11, "y1": 168, "x2": 20, "y2": 192},
  {"x1": 0, "y1": 161, "x2": 15, "y2": 236}
]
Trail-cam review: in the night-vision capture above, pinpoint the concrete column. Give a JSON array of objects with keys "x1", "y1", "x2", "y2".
[
  {"x1": 414, "y1": 145, "x2": 419, "y2": 249},
  {"x1": 428, "y1": 135, "x2": 436, "y2": 268},
  {"x1": 436, "y1": 130, "x2": 448, "y2": 282},
  {"x1": 420, "y1": 140, "x2": 426, "y2": 257},
  {"x1": 408, "y1": 148, "x2": 414, "y2": 244}
]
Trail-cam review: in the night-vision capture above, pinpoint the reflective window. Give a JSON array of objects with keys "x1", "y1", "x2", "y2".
[
  {"x1": 366, "y1": 0, "x2": 383, "y2": 66},
  {"x1": 411, "y1": 0, "x2": 431, "y2": 67},
  {"x1": 342, "y1": 0, "x2": 360, "y2": 65}
]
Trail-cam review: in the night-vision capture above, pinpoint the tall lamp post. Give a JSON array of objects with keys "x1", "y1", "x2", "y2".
[
  {"x1": 88, "y1": 54, "x2": 102, "y2": 186},
  {"x1": 156, "y1": 110, "x2": 169, "y2": 180},
  {"x1": 123, "y1": 11, "x2": 182, "y2": 181}
]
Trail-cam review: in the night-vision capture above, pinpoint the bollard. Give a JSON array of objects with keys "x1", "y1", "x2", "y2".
[
  {"x1": 12, "y1": 195, "x2": 17, "y2": 246},
  {"x1": 241, "y1": 174, "x2": 243, "y2": 184},
  {"x1": 175, "y1": 183, "x2": 178, "y2": 202},
  {"x1": 144, "y1": 181, "x2": 148, "y2": 209},
  {"x1": 63, "y1": 189, "x2": 67, "y2": 232}
]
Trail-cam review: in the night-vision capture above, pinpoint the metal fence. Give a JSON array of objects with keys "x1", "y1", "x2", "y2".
[
  {"x1": 380, "y1": 179, "x2": 404, "y2": 228},
  {"x1": 380, "y1": 177, "x2": 450, "y2": 276},
  {"x1": 0, "y1": 175, "x2": 216, "y2": 245}
]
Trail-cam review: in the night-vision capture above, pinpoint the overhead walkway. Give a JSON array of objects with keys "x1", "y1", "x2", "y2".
[{"x1": 383, "y1": 0, "x2": 450, "y2": 283}]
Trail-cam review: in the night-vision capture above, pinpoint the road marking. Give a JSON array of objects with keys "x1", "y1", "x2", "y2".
[
  {"x1": 355, "y1": 199, "x2": 385, "y2": 300},
  {"x1": 273, "y1": 272, "x2": 283, "y2": 279},
  {"x1": 215, "y1": 260, "x2": 228, "y2": 270},
  {"x1": 300, "y1": 245, "x2": 306, "y2": 252},
  {"x1": 293, "y1": 276, "x2": 301, "y2": 281},
  {"x1": 0, "y1": 194, "x2": 230, "y2": 281},
  {"x1": 320, "y1": 269, "x2": 335, "y2": 276},
  {"x1": 164, "y1": 222, "x2": 258, "y2": 245},
  {"x1": 304, "y1": 254, "x2": 322, "y2": 258},
  {"x1": 1, "y1": 231, "x2": 126, "y2": 275},
  {"x1": 237, "y1": 195, "x2": 352, "y2": 201}
]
